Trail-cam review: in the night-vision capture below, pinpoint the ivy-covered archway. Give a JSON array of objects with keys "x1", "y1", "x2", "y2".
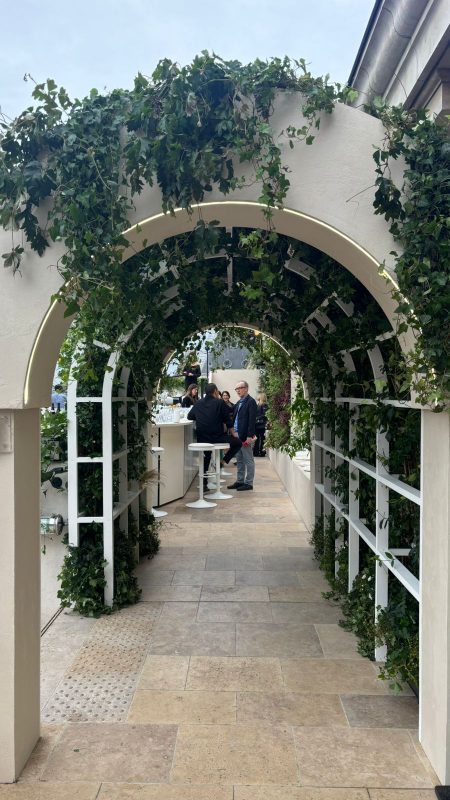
[{"x1": 0, "y1": 54, "x2": 448, "y2": 783}]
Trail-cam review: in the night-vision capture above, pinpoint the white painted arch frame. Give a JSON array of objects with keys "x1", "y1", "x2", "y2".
[{"x1": 24, "y1": 201, "x2": 414, "y2": 411}]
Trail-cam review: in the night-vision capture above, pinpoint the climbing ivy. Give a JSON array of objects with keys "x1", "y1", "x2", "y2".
[{"x1": 371, "y1": 102, "x2": 450, "y2": 405}]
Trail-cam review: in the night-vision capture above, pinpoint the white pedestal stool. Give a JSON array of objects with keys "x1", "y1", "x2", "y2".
[
  {"x1": 205, "y1": 444, "x2": 233, "y2": 500},
  {"x1": 186, "y1": 443, "x2": 217, "y2": 508},
  {"x1": 150, "y1": 446, "x2": 167, "y2": 518}
]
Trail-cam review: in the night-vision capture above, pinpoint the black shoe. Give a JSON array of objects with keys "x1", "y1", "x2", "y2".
[
  {"x1": 227, "y1": 481, "x2": 243, "y2": 489},
  {"x1": 237, "y1": 484, "x2": 253, "y2": 491}
]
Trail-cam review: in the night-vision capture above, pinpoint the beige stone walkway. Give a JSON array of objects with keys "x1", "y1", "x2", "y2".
[{"x1": 5, "y1": 459, "x2": 438, "y2": 798}]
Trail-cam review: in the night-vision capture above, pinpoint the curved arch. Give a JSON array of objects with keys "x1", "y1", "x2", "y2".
[{"x1": 24, "y1": 201, "x2": 414, "y2": 408}]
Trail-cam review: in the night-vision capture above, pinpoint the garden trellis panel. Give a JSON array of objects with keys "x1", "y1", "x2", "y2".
[
  {"x1": 67, "y1": 339, "x2": 146, "y2": 605},
  {"x1": 313, "y1": 394, "x2": 421, "y2": 665}
]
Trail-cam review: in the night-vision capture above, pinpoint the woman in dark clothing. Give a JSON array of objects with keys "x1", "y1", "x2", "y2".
[
  {"x1": 181, "y1": 384, "x2": 199, "y2": 407},
  {"x1": 254, "y1": 393, "x2": 268, "y2": 456},
  {"x1": 221, "y1": 390, "x2": 234, "y2": 428},
  {"x1": 182, "y1": 362, "x2": 201, "y2": 390},
  {"x1": 222, "y1": 390, "x2": 234, "y2": 409}
]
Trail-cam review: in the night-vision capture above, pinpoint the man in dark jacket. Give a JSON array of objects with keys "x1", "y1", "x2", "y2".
[
  {"x1": 228, "y1": 380, "x2": 257, "y2": 491},
  {"x1": 187, "y1": 383, "x2": 242, "y2": 475}
]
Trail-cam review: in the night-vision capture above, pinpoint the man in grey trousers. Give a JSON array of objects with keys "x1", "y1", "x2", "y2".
[{"x1": 227, "y1": 380, "x2": 257, "y2": 492}]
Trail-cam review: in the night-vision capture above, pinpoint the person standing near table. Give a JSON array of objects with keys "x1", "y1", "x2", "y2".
[
  {"x1": 182, "y1": 361, "x2": 201, "y2": 390},
  {"x1": 181, "y1": 384, "x2": 199, "y2": 408},
  {"x1": 227, "y1": 380, "x2": 257, "y2": 492},
  {"x1": 221, "y1": 390, "x2": 234, "y2": 429},
  {"x1": 187, "y1": 383, "x2": 242, "y2": 482}
]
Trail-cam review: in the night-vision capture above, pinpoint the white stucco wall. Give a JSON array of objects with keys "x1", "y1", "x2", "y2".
[{"x1": 269, "y1": 448, "x2": 312, "y2": 530}]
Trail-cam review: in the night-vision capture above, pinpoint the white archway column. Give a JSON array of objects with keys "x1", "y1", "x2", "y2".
[
  {"x1": 420, "y1": 409, "x2": 450, "y2": 784},
  {"x1": 0, "y1": 409, "x2": 40, "y2": 782}
]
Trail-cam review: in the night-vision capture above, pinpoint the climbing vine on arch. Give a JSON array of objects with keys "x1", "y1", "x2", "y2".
[{"x1": 0, "y1": 52, "x2": 448, "y2": 403}]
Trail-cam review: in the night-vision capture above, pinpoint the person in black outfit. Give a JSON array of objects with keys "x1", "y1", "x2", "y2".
[
  {"x1": 254, "y1": 393, "x2": 268, "y2": 456},
  {"x1": 221, "y1": 390, "x2": 234, "y2": 429},
  {"x1": 181, "y1": 384, "x2": 199, "y2": 407},
  {"x1": 187, "y1": 383, "x2": 242, "y2": 476},
  {"x1": 182, "y1": 362, "x2": 201, "y2": 390}
]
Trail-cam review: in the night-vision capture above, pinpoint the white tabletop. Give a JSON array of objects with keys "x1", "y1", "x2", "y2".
[{"x1": 153, "y1": 419, "x2": 194, "y2": 428}]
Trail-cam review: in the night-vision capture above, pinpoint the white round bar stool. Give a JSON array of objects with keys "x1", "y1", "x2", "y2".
[
  {"x1": 218, "y1": 445, "x2": 232, "y2": 476},
  {"x1": 207, "y1": 446, "x2": 227, "y2": 489},
  {"x1": 186, "y1": 443, "x2": 217, "y2": 508},
  {"x1": 150, "y1": 446, "x2": 167, "y2": 518},
  {"x1": 205, "y1": 444, "x2": 233, "y2": 500}
]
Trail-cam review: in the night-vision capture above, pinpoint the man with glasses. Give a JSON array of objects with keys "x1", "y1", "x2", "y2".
[{"x1": 227, "y1": 381, "x2": 257, "y2": 492}]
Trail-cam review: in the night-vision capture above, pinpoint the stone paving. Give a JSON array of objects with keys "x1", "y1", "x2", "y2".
[{"x1": 6, "y1": 458, "x2": 439, "y2": 798}]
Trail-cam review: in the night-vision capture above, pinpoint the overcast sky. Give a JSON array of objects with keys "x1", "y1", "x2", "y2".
[{"x1": 0, "y1": 0, "x2": 374, "y2": 120}]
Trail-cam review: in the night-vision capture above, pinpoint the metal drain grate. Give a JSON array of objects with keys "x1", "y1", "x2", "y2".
[{"x1": 42, "y1": 604, "x2": 160, "y2": 723}]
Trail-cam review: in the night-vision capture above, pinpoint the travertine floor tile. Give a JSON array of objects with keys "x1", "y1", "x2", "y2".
[
  {"x1": 271, "y1": 602, "x2": 342, "y2": 625},
  {"x1": 315, "y1": 624, "x2": 364, "y2": 659},
  {"x1": 158, "y1": 602, "x2": 199, "y2": 623},
  {"x1": 368, "y1": 791, "x2": 437, "y2": 799},
  {"x1": 237, "y1": 623, "x2": 323, "y2": 658},
  {"x1": 172, "y1": 570, "x2": 236, "y2": 586},
  {"x1": 128, "y1": 689, "x2": 236, "y2": 723},
  {"x1": 234, "y1": 788, "x2": 369, "y2": 800},
  {"x1": 149, "y1": 621, "x2": 235, "y2": 656},
  {"x1": 236, "y1": 571, "x2": 300, "y2": 587},
  {"x1": 0, "y1": 784, "x2": 100, "y2": 799},
  {"x1": 281, "y1": 659, "x2": 396, "y2": 695},
  {"x1": 342, "y1": 694, "x2": 419, "y2": 728},
  {"x1": 408, "y1": 732, "x2": 440, "y2": 785},
  {"x1": 137, "y1": 570, "x2": 174, "y2": 586},
  {"x1": 136, "y1": 655, "x2": 190, "y2": 690},
  {"x1": 147, "y1": 555, "x2": 206, "y2": 570},
  {"x1": 201, "y1": 586, "x2": 269, "y2": 602},
  {"x1": 261, "y1": 556, "x2": 317, "y2": 571},
  {"x1": 293, "y1": 727, "x2": 433, "y2": 788},
  {"x1": 140, "y1": 586, "x2": 201, "y2": 602},
  {"x1": 269, "y1": 586, "x2": 327, "y2": 603},
  {"x1": 206, "y1": 555, "x2": 263, "y2": 570},
  {"x1": 171, "y1": 723, "x2": 298, "y2": 785},
  {"x1": 187, "y1": 656, "x2": 284, "y2": 691},
  {"x1": 237, "y1": 691, "x2": 348, "y2": 726},
  {"x1": 197, "y1": 601, "x2": 273, "y2": 623},
  {"x1": 98, "y1": 785, "x2": 233, "y2": 799},
  {"x1": 42, "y1": 723, "x2": 177, "y2": 782},
  {"x1": 18, "y1": 725, "x2": 64, "y2": 781}
]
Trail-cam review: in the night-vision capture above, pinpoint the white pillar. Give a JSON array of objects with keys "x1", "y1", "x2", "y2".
[
  {"x1": 420, "y1": 410, "x2": 450, "y2": 784},
  {"x1": 0, "y1": 409, "x2": 40, "y2": 782}
]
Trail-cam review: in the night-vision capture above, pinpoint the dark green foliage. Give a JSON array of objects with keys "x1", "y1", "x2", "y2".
[
  {"x1": 376, "y1": 580, "x2": 419, "y2": 691},
  {"x1": 341, "y1": 559, "x2": 377, "y2": 660},
  {"x1": 138, "y1": 507, "x2": 161, "y2": 559},
  {"x1": 372, "y1": 105, "x2": 450, "y2": 404},
  {"x1": 57, "y1": 526, "x2": 107, "y2": 616},
  {"x1": 113, "y1": 518, "x2": 141, "y2": 608}
]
